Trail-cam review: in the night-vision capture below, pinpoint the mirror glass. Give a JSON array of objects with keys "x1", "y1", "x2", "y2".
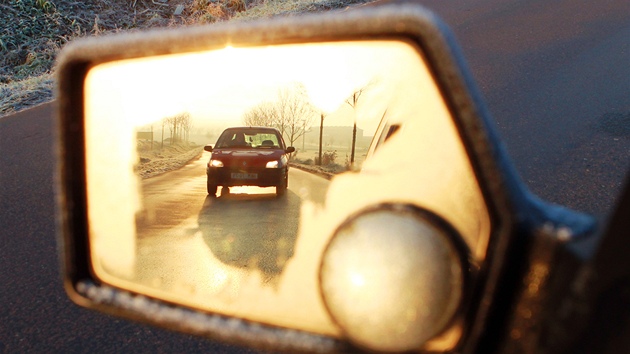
[{"x1": 83, "y1": 39, "x2": 490, "y2": 340}]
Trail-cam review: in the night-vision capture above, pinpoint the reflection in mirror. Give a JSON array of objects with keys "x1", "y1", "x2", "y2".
[{"x1": 84, "y1": 40, "x2": 490, "y2": 346}]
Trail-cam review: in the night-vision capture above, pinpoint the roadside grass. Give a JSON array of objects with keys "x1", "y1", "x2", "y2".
[
  {"x1": 0, "y1": 0, "x2": 372, "y2": 117},
  {"x1": 0, "y1": 73, "x2": 54, "y2": 116},
  {"x1": 136, "y1": 141, "x2": 203, "y2": 179},
  {"x1": 290, "y1": 147, "x2": 371, "y2": 178},
  {"x1": 232, "y1": 0, "x2": 369, "y2": 20}
]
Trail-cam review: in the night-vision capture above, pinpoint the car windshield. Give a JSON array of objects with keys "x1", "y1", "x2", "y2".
[{"x1": 215, "y1": 129, "x2": 281, "y2": 149}]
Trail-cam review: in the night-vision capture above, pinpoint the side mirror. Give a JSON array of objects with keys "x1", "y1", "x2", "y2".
[
  {"x1": 55, "y1": 3, "x2": 596, "y2": 353},
  {"x1": 204, "y1": 144, "x2": 213, "y2": 152}
]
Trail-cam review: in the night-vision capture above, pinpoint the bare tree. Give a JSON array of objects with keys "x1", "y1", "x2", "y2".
[
  {"x1": 179, "y1": 113, "x2": 193, "y2": 144},
  {"x1": 243, "y1": 101, "x2": 278, "y2": 127},
  {"x1": 164, "y1": 116, "x2": 175, "y2": 144},
  {"x1": 163, "y1": 112, "x2": 192, "y2": 145},
  {"x1": 242, "y1": 83, "x2": 316, "y2": 148},
  {"x1": 277, "y1": 83, "x2": 316, "y2": 148}
]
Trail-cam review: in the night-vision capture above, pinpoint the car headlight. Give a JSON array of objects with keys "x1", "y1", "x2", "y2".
[
  {"x1": 209, "y1": 159, "x2": 224, "y2": 168},
  {"x1": 266, "y1": 160, "x2": 280, "y2": 168}
]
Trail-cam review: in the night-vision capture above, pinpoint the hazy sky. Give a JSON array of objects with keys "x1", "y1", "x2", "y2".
[{"x1": 85, "y1": 40, "x2": 431, "y2": 136}]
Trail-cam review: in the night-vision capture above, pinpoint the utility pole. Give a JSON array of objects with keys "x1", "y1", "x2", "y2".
[
  {"x1": 161, "y1": 120, "x2": 164, "y2": 149},
  {"x1": 345, "y1": 90, "x2": 363, "y2": 169},
  {"x1": 351, "y1": 122, "x2": 357, "y2": 167},
  {"x1": 318, "y1": 112, "x2": 325, "y2": 165},
  {"x1": 302, "y1": 120, "x2": 306, "y2": 152},
  {"x1": 344, "y1": 81, "x2": 374, "y2": 169}
]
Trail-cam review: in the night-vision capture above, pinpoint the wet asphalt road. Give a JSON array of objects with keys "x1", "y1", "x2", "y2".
[
  {"x1": 130, "y1": 157, "x2": 335, "y2": 336},
  {"x1": 1, "y1": 0, "x2": 629, "y2": 352},
  {"x1": 439, "y1": 0, "x2": 630, "y2": 217}
]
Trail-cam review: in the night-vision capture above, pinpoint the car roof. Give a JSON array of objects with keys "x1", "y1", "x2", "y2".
[{"x1": 222, "y1": 126, "x2": 281, "y2": 134}]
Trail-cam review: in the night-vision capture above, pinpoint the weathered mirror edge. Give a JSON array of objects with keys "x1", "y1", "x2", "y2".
[{"x1": 55, "y1": 3, "x2": 524, "y2": 353}]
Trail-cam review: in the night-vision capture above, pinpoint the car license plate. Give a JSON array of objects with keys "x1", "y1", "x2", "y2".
[{"x1": 231, "y1": 173, "x2": 258, "y2": 179}]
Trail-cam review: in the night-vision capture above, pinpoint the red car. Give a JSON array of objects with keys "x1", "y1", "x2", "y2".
[{"x1": 204, "y1": 127, "x2": 295, "y2": 197}]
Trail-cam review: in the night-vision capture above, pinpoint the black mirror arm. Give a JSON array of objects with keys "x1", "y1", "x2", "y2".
[
  {"x1": 479, "y1": 193, "x2": 598, "y2": 354},
  {"x1": 558, "y1": 172, "x2": 630, "y2": 354}
]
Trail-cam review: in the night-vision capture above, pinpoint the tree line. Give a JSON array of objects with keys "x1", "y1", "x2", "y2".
[
  {"x1": 162, "y1": 112, "x2": 193, "y2": 146},
  {"x1": 242, "y1": 83, "x2": 315, "y2": 149},
  {"x1": 242, "y1": 82, "x2": 371, "y2": 167}
]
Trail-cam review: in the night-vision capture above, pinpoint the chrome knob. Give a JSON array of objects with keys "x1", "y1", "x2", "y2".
[{"x1": 319, "y1": 205, "x2": 465, "y2": 352}]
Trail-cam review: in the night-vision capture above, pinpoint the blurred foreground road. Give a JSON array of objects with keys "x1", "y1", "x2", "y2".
[
  {"x1": 1, "y1": 0, "x2": 629, "y2": 352},
  {"x1": 130, "y1": 157, "x2": 335, "y2": 336}
]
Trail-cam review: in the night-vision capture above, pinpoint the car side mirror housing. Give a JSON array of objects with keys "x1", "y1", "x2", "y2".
[{"x1": 55, "y1": 2, "x2": 598, "y2": 353}]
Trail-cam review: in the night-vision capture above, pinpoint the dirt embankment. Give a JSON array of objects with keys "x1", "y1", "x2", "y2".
[
  {"x1": 289, "y1": 162, "x2": 349, "y2": 180},
  {"x1": 136, "y1": 141, "x2": 203, "y2": 178}
]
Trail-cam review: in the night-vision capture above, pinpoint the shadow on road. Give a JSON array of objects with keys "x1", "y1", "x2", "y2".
[{"x1": 197, "y1": 188, "x2": 301, "y2": 287}]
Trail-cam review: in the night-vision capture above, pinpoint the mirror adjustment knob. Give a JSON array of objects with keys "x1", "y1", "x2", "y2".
[{"x1": 319, "y1": 205, "x2": 464, "y2": 352}]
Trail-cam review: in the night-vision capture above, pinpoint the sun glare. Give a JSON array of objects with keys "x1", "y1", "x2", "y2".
[{"x1": 85, "y1": 40, "x2": 421, "y2": 132}]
